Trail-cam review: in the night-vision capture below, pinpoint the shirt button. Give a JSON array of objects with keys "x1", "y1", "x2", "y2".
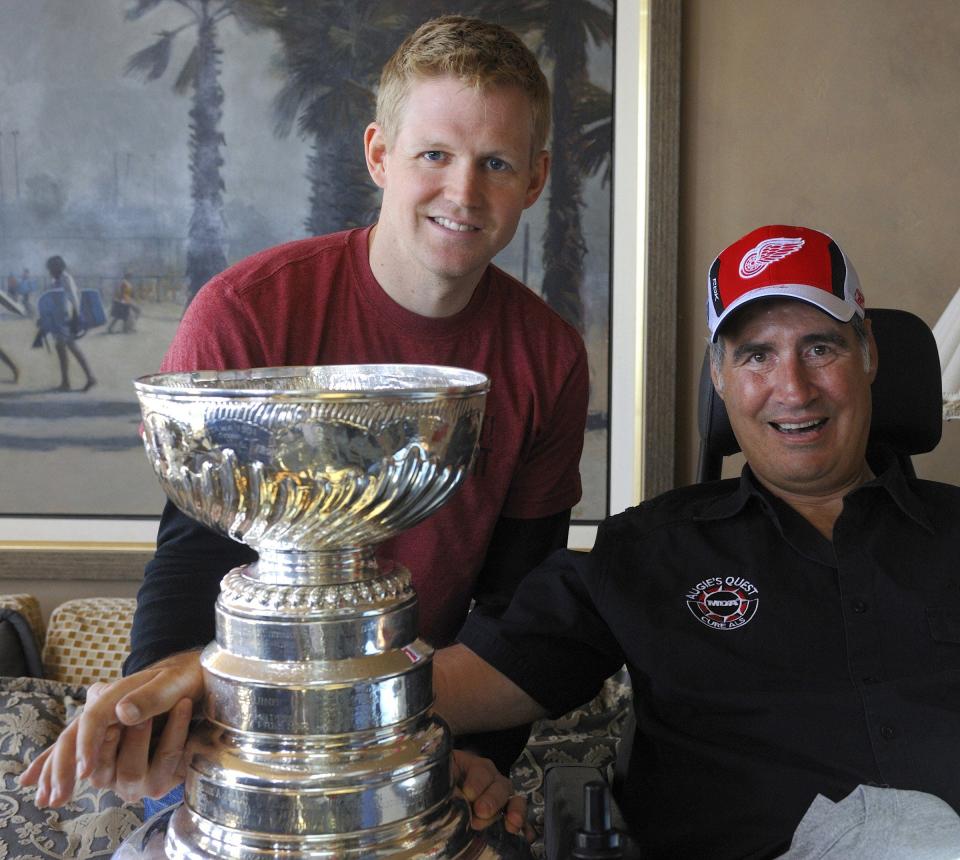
[
  {"x1": 880, "y1": 726, "x2": 896, "y2": 740},
  {"x1": 852, "y1": 600, "x2": 869, "y2": 614}
]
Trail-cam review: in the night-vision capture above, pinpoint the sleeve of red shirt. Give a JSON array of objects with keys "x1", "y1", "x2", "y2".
[{"x1": 159, "y1": 275, "x2": 270, "y2": 373}]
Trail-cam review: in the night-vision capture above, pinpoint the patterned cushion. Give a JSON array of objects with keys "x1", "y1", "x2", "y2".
[
  {"x1": 0, "y1": 676, "x2": 143, "y2": 858},
  {"x1": 0, "y1": 594, "x2": 43, "y2": 652},
  {"x1": 42, "y1": 599, "x2": 137, "y2": 687}
]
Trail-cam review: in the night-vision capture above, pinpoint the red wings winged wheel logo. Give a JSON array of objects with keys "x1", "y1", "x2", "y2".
[{"x1": 738, "y1": 237, "x2": 804, "y2": 279}]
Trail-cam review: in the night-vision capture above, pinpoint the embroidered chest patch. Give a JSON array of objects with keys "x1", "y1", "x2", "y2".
[{"x1": 685, "y1": 576, "x2": 759, "y2": 631}]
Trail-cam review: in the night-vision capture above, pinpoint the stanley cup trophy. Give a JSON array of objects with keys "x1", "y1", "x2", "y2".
[{"x1": 121, "y1": 364, "x2": 524, "y2": 859}]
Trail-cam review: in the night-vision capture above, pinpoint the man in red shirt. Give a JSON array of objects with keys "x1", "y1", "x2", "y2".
[{"x1": 23, "y1": 15, "x2": 588, "y2": 827}]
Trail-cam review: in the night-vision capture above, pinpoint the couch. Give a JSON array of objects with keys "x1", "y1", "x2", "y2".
[{"x1": 0, "y1": 594, "x2": 143, "y2": 859}]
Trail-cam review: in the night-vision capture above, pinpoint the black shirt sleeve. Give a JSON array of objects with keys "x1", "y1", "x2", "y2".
[
  {"x1": 458, "y1": 545, "x2": 624, "y2": 718},
  {"x1": 124, "y1": 500, "x2": 256, "y2": 675},
  {"x1": 453, "y1": 510, "x2": 573, "y2": 770},
  {"x1": 470, "y1": 509, "x2": 572, "y2": 618}
]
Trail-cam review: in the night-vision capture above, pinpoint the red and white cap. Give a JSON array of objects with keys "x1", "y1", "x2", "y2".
[{"x1": 707, "y1": 225, "x2": 866, "y2": 342}]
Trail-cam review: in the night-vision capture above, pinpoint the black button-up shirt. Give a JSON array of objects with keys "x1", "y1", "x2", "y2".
[{"x1": 459, "y1": 462, "x2": 960, "y2": 859}]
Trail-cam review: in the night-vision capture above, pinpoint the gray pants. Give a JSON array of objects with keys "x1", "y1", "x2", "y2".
[{"x1": 779, "y1": 786, "x2": 960, "y2": 859}]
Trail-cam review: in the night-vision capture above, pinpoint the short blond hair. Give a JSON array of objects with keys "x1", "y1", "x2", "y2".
[{"x1": 376, "y1": 15, "x2": 551, "y2": 158}]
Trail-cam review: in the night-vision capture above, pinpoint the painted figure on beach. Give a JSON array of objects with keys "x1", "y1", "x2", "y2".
[{"x1": 37, "y1": 256, "x2": 98, "y2": 393}]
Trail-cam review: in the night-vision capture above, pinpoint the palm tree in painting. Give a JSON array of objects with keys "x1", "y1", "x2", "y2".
[
  {"x1": 540, "y1": 0, "x2": 613, "y2": 334},
  {"x1": 242, "y1": 0, "x2": 410, "y2": 235},
  {"x1": 579, "y1": 83, "x2": 614, "y2": 188},
  {"x1": 124, "y1": 0, "x2": 258, "y2": 306}
]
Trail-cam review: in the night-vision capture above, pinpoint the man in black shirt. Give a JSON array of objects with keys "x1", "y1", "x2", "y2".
[{"x1": 434, "y1": 225, "x2": 960, "y2": 858}]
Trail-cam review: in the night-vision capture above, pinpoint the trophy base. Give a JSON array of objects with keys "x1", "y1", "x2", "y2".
[{"x1": 115, "y1": 799, "x2": 531, "y2": 860}]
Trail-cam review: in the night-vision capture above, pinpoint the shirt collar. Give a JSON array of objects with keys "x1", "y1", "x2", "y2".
[
  {"x1": 695, "y1": 457, "x2": 935, "y2": 536},
  {"x1": 695, "y1": 471, "x2": 755, "y2": 522},
  {"x1": 695, "y1": 467, "x2": 834, "y2": 565},
  {"x1": 855, "y1": 456, "x2": 935, "y2": 534}
]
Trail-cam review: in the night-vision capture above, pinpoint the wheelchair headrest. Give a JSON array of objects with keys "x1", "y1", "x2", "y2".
[{"x1": 697, "y1": 307, "x2": 943, "y2": 481}]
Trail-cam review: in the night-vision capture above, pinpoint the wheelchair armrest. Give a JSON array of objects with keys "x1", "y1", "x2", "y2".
[{"x1": 542, "y1": 763, "x2": 642, "y2": 859}]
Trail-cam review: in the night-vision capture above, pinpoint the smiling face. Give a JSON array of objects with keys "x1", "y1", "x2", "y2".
[
  {"x1": 711, "y1": 299, "x2": 878, "y2": 500},
  {"x1": 364, "y1": 75, "x2": 548, "y2": 310}
]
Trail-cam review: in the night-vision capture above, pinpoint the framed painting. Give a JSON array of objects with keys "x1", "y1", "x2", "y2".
[{"x1": 0, "y1": 0, "x2": 679, "y2": 574}]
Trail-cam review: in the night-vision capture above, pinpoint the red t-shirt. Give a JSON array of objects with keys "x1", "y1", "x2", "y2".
[{"x1": 160, "y1": 227, "x2": 588, "y2": 645}]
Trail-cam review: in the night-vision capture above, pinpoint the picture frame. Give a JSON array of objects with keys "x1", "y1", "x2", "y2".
[
  {"x1": 574, "y1": 0, "x2": 680, "y2": 547},
  {"x1": 0, "y1": 0, "x2": 680, "y2": 580}
]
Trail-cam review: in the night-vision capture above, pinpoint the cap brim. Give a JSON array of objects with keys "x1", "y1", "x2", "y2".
[{"x1": 710, "y1": 284, "x2": 860, "y2": 342}]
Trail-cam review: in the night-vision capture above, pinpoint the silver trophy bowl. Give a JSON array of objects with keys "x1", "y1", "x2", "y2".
[{"x1": 122, "y1": 364, "x2": 521, "y2": 859}]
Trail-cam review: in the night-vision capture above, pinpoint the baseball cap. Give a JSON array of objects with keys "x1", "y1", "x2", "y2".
[{"x1": 706, "y1": 225, "x2": 866, "y2": 342}]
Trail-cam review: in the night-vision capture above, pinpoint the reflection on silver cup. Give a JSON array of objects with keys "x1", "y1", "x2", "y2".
[{"x1": 127, "y1": 364, "x2": 510, "y2": 859}]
